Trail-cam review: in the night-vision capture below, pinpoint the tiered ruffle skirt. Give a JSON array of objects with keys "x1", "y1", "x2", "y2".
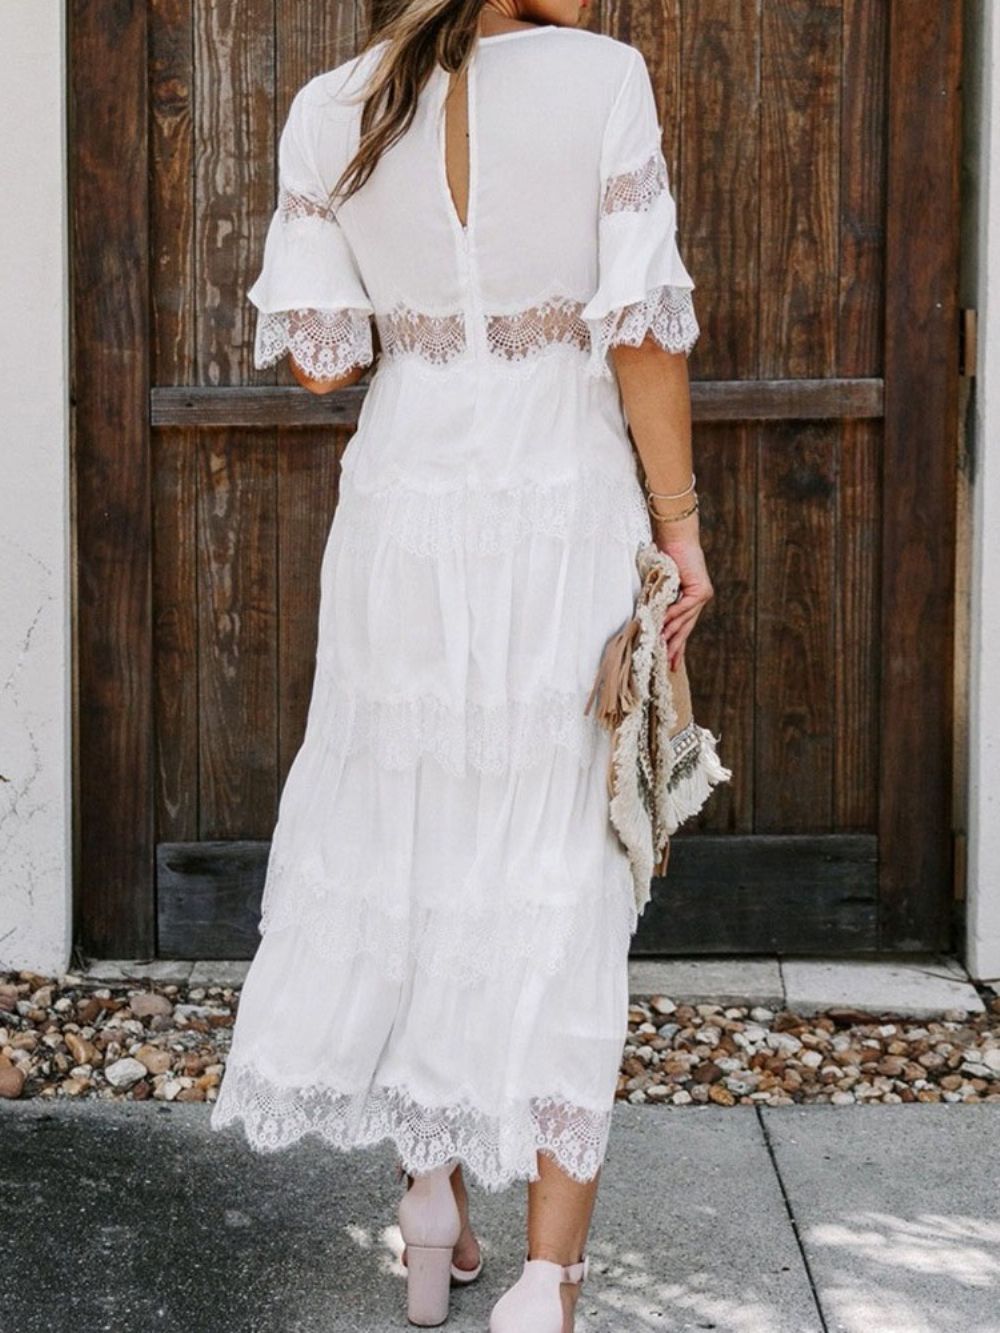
[{"x1": 210, "y1": 363, "x2": 658, "y2": 1190}]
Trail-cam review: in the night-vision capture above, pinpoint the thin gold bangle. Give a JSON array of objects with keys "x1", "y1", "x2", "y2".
[
  {"x1": 645, "y1": 471, "x2": 696, "y2": 501},
  {"x1": 648, "y1": 496, "x2": 699, "y2": 523}
]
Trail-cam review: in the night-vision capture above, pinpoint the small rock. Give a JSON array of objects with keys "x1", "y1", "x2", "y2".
[
  {"x1": 0, "y1": 1064, "x2": 26, "y2": 1098},
  {"x1": 766, "y1": 1031, "x2": 803, "y2": 1056},
  {"x1": 65, "y1": 1032, "x2": 97, "y2": 1067},
  {"x1": 134, "y1": 1045, "x2": 173, "y2": 1075},
  {"x1": 651, "y1": 996, "x2": 676, "y2": 1016},
  {"x1": 104, "y1": 1057, "x2": 147, "y2": 1089},
  {"x1": 130, "y1": 992, "x2": 174, "y2": 1020}
]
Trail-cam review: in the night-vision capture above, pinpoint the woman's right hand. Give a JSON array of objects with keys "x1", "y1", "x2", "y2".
[{"x1": 653, "y1": 516, "x2": 714, "y2": 672}]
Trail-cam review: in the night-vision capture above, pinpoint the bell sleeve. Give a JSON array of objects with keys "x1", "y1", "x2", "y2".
[
  {"x1": 248, "y1": 84, "x2": 375, "y2": 381},
  {"x1": 581, "y1": 48, "x2": 700, "y2": 379}
]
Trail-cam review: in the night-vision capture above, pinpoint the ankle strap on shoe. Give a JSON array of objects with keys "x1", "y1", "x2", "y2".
[{"x1": 560, "y1": 1256, "x2": 588, "y2": 1285}]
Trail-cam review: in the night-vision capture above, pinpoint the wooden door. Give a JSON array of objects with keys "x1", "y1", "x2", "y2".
[{"x1": 70, "y1": 0, "x2": 963, "y2": 959}]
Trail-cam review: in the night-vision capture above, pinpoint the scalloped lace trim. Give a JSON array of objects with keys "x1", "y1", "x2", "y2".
[
  {"x1": 594, "y1": 283, "x2": 700, "y2": 364},
  {"x1": 600, "y1": 150, "x2": 669, "y2": 215},
  {"x1": 485, "y1": 297, "x2": 590, "y2": 361},
  {"x1": 255, "y1": 307, "x2": 373, "y2": 381},
  {"x1": 377, "y1": 304, "x2": 467, "y2": 365},
  {"x1": 369, "y1": 287, "x2": 698, "y2": 374},
  {"x1": 210, "y1": 1072, "x2": 614, "y2": 1191},
  {"x1": 333, "y1": 467, "x2": 652, "y2": 557},
  {"x1": 257, "y1": 863, "x2": 637, "y2": 984}
]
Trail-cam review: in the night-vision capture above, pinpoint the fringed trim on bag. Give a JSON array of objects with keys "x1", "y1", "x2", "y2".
[{"x1": 664, "y1": 724, "x2": 733, "y2": 834}]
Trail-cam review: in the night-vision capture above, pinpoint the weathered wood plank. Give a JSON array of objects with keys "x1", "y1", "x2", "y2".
[
  {"x1": 151, "y1": 377, "x2": 885, "y2": 428},
  {"x1": 197, "y1": 435, "x2": 279, "y2": 837},
  {"x1": 157, "y1": 841, "x2": 267, "y2": 959},
  {"x1": 755, "y1": 421, "x2": 838, "y2": 830},
  {"x1": 156, "y1": 834, "x2": 879, "y2": 959},
  {"x1": 150, "y1": 0, "x2": 199, "y2": 846},
  {"x1": 634, "y1": 834, "x2": 879, "y2": 954},
  {"x1": 687, "y1": 424, "x2": 754, "y2": 832},
  {"x1": 70, "y1": 0, "x2": 155, "y2": 956},
  {"x1": 276, "y1": 435, "x2": 345, "y2": 784},
  {"x1": 835, "y1": 420, "x2": 879, "y2": 830},
  {"x1": 839, "y1": 0, "x2": 887, "y2": 378},
  {"x1": 681, "y1": 0, "x2": 761, "y2": 380},
  {"x1": 760, "y1": 0, "x2": 841, "y2": 379},
  {"x1": 878, "y1": 0, "x2": 962, "y2": 948},
  {"x1": 193, "y1": 0, "x2": 275, "y2": 386},
  {"x1": 152, "y1": 432, "x2": 200, "y2": 844}
]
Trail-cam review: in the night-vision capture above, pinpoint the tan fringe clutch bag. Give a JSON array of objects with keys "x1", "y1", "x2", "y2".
[{"x1": 584, "y1": 540, "x2": 732, "y2": 916}]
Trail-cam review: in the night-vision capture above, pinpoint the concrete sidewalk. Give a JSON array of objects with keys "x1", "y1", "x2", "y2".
[{"x1": 2, "y1": 1100, "x2": 998, "y2": 1332}]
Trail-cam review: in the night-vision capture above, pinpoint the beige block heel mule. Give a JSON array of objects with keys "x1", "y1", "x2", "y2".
[
  {"x1": 488, "y1": 1256, "x2": 590, "y2": 1333},
  {"x1": 396, "y1": 1160, "x2": 463, "y2": 1327}
]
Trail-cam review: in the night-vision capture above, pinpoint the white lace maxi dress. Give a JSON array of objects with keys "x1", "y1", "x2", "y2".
[{"x1": 209, "y1": 26, "x2": 701, "y2": 1191}]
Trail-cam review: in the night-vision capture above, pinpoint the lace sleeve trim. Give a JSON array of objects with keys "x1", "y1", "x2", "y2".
[
  {"x1": 277, "y1": 184, "x2": 337, "y2": 224},
  {"x1": 595, "y1": 283, "x2": 700, "y2": 363},
  {"x1": 600, "y1": 149, "x2": 669, "y2": 216},
  {"x1": 254, "y1": 307, "x2": 373, "y2": 380}
]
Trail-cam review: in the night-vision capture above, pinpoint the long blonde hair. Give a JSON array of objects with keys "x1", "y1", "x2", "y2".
[{"x1": 332, "y1": 0, "x2": 486, "y2": 205}]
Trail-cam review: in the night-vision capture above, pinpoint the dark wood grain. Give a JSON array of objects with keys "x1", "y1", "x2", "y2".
[
  {"x1": 755, "y1": 421, "x2": 838, "y2": 831},
  {"x1": 157, "y1": 841, "x2": 267, "y2": 959},
  {"x1": 687, "y1": 425, "x2": 754, "y2": 833},
  {"x1": 150, "y1": 0, "x2": 199, "y2": 848},
  {"x1": 70, "y1": 0, "x2": 155, "y2": 956},
  {"x1": 276, "y1": 435, "x2": 345, "y2": 784},
  {"x1": 150, "y1": 377, "x2": 884, "y2": 427},
  {"x1": 156, "y1": 834, "x2": 879, "y2": 959},
  {"x1": 878, "y1": 0, "x2": 962, "y2": 949},
  {"x1": 197, "y1": 435, "x2": 279, "y2": 837},
  {"x1": 634, "y1": 834, "x2": 879, "y2": 954},
  {"x1": 760, "y1": 0, "x2": 841, "y2": 379}
]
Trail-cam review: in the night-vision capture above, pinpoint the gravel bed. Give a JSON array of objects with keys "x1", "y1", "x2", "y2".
[
  {"x1": 621, "y1": 994, "x2": 1000, "y2": 1105},
  {"x1": 1, "y1": 970, "x2": 998, "y2": 1108}
]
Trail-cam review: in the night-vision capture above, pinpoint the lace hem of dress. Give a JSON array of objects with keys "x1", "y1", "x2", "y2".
[
  {"x1": 256, "y1": 862, "x2": 638, "y2": 983},
  {"x1": 304, "y1": 676, "x2": 611, "y2": 778},
  {"x1": 333, "y1": 466, "x2": 653, "y2": 557},
  {"x1": 210, "y1": 1070, "x2": 615, "y2": 1191},
  {"x1": 254, "y1": 307, "x2": 373, "y2": 380}
]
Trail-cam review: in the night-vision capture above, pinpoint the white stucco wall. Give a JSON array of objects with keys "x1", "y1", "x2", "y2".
[
  {"x1": 967, "y1": 0, "x2": 1000, "y2": 981},
  {"x1": 0, "y1": 2, "x2": 72, "y2": 975}
]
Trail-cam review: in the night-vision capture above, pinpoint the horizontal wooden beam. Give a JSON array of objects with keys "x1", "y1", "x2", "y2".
[
  {"x1": 633, "y1": 833, "x2": 879, "y2": 955},
  {"x1": 151, "y1": 377, "x2": 884, "y2": 430},
  {"x1": 158, "y1": 832, "x2": 879, "y2": 960}
]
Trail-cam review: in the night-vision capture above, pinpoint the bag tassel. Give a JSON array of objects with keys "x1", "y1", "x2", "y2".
[{"x1": 583, "y1": 615, "x2": 641, "y2": 732}]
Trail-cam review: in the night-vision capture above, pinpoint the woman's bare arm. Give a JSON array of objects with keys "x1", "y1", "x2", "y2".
[{"x1": 611, "y1": 339, "x2": 714, "y2": 671}]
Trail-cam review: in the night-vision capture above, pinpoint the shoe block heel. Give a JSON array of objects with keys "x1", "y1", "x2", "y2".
[
  {"x1": 405, "y1": 1244, "x2": 456, "y2": 1327},
  {"x1": 398, "y1": 1161, "x2": 462, "y2": 1326}
]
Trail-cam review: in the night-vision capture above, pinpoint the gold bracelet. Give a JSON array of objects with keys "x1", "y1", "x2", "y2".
[
  {"x1": 645, "y1": 471, "x2": 696, "y2": 501},
  {"x1": 647, "y1": 495, "x2": 699, "y2": 523}
]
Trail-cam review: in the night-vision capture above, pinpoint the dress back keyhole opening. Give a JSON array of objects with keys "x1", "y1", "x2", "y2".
[{"x1": 444, "y1": 65, "x2": 471, "y2": 229}]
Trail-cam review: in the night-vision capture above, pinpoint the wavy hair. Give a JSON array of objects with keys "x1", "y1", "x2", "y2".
[{"x1": 331, "y1": 0, "x2": 486, "y2": 205}]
